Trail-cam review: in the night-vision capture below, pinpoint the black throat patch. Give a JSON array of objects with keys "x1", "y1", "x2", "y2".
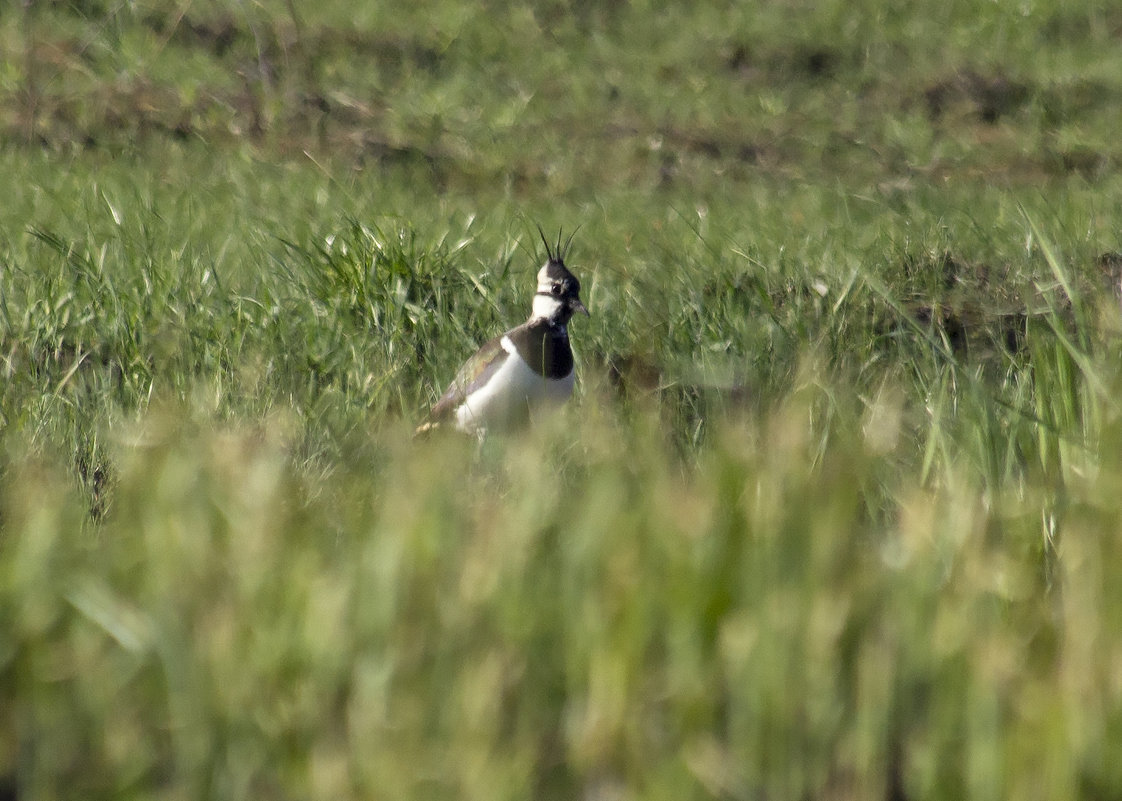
[{"x1": 507, "y1": 318, "x2": 574, "y2": 378}]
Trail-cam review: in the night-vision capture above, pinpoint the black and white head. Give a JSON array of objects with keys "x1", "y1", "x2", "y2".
[{"x1": 531, "y1": 227, "x2": 590, "y2": 325}]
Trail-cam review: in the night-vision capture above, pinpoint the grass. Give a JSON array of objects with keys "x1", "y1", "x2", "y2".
[{"x1": 3, "y1": 1, "x2": 1122, "y2": 799}]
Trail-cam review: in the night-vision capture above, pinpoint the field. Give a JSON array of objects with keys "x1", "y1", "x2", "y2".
[{"x1": 3, "y1": 1, "x2": 1122, "y2": 799}]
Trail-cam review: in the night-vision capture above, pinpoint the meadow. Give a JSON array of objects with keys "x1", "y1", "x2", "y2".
[{"x1": 3, "y1": 1, "x2": 1122, "y2": 799}]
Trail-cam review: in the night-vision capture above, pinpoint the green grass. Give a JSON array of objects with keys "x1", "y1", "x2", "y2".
[{"x1": 4, "y1": 1, "x2": 1122, "y2": 799}]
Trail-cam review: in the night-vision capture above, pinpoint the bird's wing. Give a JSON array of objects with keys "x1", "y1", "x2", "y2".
[{"x1": 425, "y1": 332, "x2": 512, "y2": 423}]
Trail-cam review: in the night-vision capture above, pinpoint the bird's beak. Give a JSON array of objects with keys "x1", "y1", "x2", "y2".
[{"x1": 572, "y1": 299, "x2": 590, "y2": 317}]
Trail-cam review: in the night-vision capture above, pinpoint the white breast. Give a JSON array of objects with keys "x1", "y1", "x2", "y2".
[{"x1": 454, "y1": 336, "x2": 575, "y2": 432}]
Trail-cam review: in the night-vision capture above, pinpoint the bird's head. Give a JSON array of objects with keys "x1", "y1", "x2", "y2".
[{"x1": 531, "y1": 226, "x2": 589, "y2": 324}]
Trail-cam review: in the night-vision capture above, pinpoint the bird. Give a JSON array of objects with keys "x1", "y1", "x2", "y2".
[{"x1": 417, "y1": 228, "x2": 589, "y2": 436}]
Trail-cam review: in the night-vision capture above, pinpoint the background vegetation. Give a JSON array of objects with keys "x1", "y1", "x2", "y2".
[{"x1": 3, "y1": 1, "x2": 1122, "y2": 799}]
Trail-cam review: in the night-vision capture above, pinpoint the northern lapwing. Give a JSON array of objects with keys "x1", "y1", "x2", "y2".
[{"x1": 417, "y1": 229, "x2": 589, "y2": 436}]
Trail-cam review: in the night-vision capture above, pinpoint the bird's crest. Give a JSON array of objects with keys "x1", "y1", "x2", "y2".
[{"x1": 537, "y1": 224, "x2": 580, "y2": 265}]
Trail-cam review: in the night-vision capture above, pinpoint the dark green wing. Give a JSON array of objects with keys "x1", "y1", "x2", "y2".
[{"x1": 426, "y1": 332, "x2": 510, "y2": 423}]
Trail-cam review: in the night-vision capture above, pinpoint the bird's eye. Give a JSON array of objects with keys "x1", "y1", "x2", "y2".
[{"x1": 550, "y1": 284, "x2": 563, "y2": 296}]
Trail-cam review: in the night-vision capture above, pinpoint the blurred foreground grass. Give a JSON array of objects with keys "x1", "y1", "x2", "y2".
[{"x1": 5, "y1": 386, "x2": 1122, "y2": 801}]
